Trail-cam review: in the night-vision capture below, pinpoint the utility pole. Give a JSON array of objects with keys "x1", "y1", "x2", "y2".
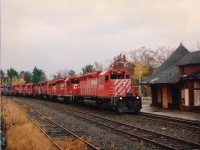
[{"x1": 138, "y1": 63, "x2": 142, "y2": 99}]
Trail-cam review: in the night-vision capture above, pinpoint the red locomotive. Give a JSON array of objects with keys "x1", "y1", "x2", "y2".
[
  {"x1": 78, "y1": 69, "x2": 141, "y2": 112},
  {"x1": 2, "y1": 69, "x2": 142, "y2": 113},
  {"x1": 12, "y1": 84, "x2": 20, "y2": 95}
]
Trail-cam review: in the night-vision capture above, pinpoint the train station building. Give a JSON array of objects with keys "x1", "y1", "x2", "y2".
[{"x1": 141, "y1": 43, "x2": 200, "y2": 111}]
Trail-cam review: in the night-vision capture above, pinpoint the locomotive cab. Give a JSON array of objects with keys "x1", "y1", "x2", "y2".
[
  {"x1": 64, "y1": 77, "x2": 80, "y2": 96},
  {"x1": 98, "y1": 69, "x2": 141, "y2": 113}
]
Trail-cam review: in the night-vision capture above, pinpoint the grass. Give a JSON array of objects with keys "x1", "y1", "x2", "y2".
[
  {"x1": 56, "y1": 139, "x2": 86, "y2": 150},
  {"x1": 1, "y1": 97, "x2": 87, "y2": 150}
]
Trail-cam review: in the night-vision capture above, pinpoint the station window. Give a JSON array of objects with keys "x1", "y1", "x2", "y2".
[
  {"x1": 181, "y1": 90, "x2": 185, "y2": 105},
  {"x1": 194, "y1": 90, "x2": 200, "y2": 106},
  {"x1": 194, "y1": 81, "x2": 200, "y2": 106}
]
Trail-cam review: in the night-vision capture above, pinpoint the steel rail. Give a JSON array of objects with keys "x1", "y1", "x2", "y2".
[
  {"x1": 130, "y1": 113, "x2": 200, "y2": 132},
  {"x1": 31, "y1": 100, "x2": 200, "y2": 150},
  {"x1": 14, "y1": 101, "x2": 63, "y2": 150},
  {"x1": 16, "y1": 100, "x2": 99, "y2": 150},
  {"x1": 140, "y1": 112, "x2": 200, "y2": 126}
]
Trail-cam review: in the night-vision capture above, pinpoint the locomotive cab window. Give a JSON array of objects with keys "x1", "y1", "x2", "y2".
[
  {"x1": 126, "y1": 75, "x2": 130, "y2": 79},
  {"x1": 110, "y1": 71, "x2": 125, "y2": 79},
  {"x1": 110, "y1": 74, "x2": 117, "y2": 79},
  {"x1": 105, "y1": 75, "x2": 109, "y2": 82},
  {"x1": 118, "y1": 74, "x2": 124, "y2": 79},
  {"x1": 110, "y1": 72, "x2": 117, "y2": 79},
  {"x1": 71, "y1": 79, "x2": 79, "y2": 84}
]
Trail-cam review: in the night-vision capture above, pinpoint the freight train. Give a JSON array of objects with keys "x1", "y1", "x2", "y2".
[{"x1": 1, "y1": 69, "x2": 142, "y2": 113}]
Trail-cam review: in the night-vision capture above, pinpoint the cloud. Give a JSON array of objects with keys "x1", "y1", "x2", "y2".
[{"x1": 1, "y1": 0, "x2": 200, "y2": 77}]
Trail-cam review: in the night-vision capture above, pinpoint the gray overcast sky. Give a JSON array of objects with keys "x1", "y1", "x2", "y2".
[{"x1": 1, "y1": 0, "x2": 200, "y2": 78}]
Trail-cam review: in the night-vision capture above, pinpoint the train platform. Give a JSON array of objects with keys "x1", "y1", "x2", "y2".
[{"x1": 141, "y1": 105, "x2": 200, "y2": 122}]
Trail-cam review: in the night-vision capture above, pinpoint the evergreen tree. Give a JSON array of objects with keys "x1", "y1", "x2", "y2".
[
  {"x1": 32, "y1": 66, "x2": 46, "y2": 83},
  {"x1": 24, "y1": 71, "x2": 32, "y2": 83},
  {"x1": 68, "y1": 70, "x2": 76, "y2": 76},
  {"x1": 7, "y1": 68, "x2": 18, "y2": 79},
  {"x1": 81, "y1": 65, "x2": 95, "y2": 74}
]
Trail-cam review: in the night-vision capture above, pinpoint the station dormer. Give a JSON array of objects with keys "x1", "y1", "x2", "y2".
[{"x1": 177, "y1": 51, "x2": 200, "y2": 77}]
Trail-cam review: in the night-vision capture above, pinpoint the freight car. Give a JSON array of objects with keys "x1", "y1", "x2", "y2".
[{"x1": 2, "y1": 69, "x2": 142, "y2": 113}]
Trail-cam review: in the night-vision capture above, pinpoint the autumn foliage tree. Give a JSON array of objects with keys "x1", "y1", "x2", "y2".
[
  {"x1": 109, "y1": 53, "x2": 136, "y2": 84},
  {"x1": 130, "y1": 47, "x2": 173, "y2": 83},
  {"x1": 0, "y1": 70, "x2": 5, "y2": 86},
  {"x1": 2, "y1": 68, "x2": 26, "y2": 85},
  {"x1": 109, "y1": 53, "x2": 128, "y2": 69},
  {"x1": 129, "y1": 47, "x2": 173, "y2": 96}
]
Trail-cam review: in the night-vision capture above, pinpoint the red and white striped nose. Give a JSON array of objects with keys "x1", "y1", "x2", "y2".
[{"x1": 114, "y1": 79, "x2": 131, "y2": 97}]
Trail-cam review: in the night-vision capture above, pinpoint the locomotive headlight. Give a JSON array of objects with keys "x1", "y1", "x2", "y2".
[
  {"x1": 120, "y1": 97, "x2": 122, "y2": 100},
  {"x1": 136, "y1": 97, "x2": 139, "y2": 99}
]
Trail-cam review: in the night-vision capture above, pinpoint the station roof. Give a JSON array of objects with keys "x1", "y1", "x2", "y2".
[
  {"x1": 176, "y1": 51, "x2": 200, "y2": 66},
  {"x1": 141, "y1": 43, "x2": 190, "y2": 84},
  {"x1": 182, "y1": 71, "x2": 200, "y2": 80}
]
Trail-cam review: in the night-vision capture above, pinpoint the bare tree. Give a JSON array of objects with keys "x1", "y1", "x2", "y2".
[
  {"x1": 94, "y1": 62, "x2": 103, "y2": 71},
  {"x1": 53, "y1": 69, "x2": 69, "y2": 79},
  {"x1": 68, "y1": 70, "x2": 76, "y2": 76},
  {"x1": 195, "y1": 41, "x2": 200, "y2": 51},
  {"x1": 130, "y1": 47, "x2": 173, "y2": 78}
]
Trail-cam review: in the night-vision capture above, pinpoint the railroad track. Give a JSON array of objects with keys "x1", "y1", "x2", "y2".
[
  {"x1": 137, "y1": 112, "x2": 200, "y2": 132},
  {"x1": 16, "y1": 101, "x2": 99, "y2": 150},
  {"x1": 22, "y1": 99, "x2": 200, "y2": 150}
]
